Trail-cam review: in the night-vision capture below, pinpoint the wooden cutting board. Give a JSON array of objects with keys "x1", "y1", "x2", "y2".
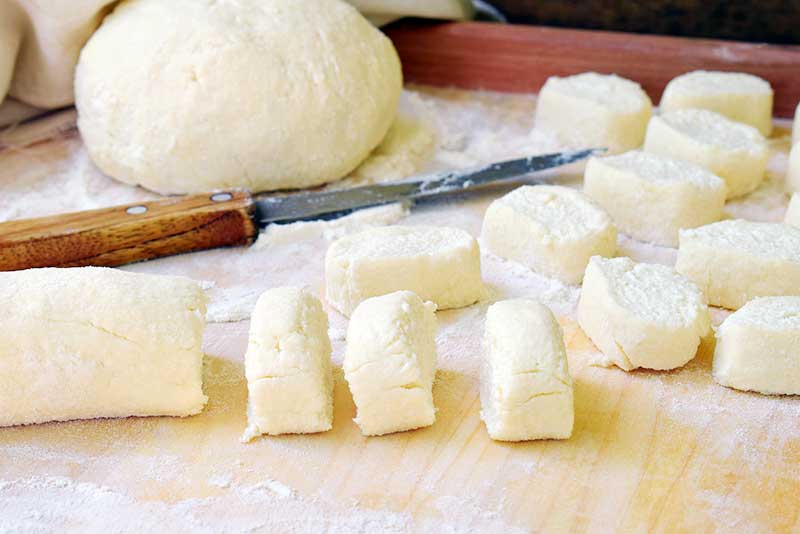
[{"x1": 0, "y1": 22, "x2": 799, "y2": 533}]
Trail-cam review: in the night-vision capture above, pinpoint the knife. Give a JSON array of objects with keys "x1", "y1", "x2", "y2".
[{"x1": 0, "y1": 148, "x2": 597, "y2": 271}]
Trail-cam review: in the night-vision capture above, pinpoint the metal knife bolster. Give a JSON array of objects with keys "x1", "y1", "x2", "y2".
[{"x1": 254, "y1": 148, "x2": 599, "y2": 226}]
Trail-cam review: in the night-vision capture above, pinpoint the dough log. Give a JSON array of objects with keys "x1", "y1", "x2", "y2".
[
  {"x1": 325, "y1": 225, "x2": 483, "y2": 316},
  {"x1": 643, "y1": 109, "x2": 767, "y2": 199},
  {"x1": 343, "y1": 291, "x2": 437, "y2": 436},
  {"x1": 480, "y1": 299, "x2": 574, "y2": 441},
  {"x1": 713, "y1": 297, "x2": 800, "y2": 395},
  {"x1": 577, "y1": 256, "x2": 710, "y2": 371},
  {"x1": 675, "y1": 220, "x2": 800, "y2": 310},
  {"x1": 241, "y1": 287, "x2": 333, "y2": 441},
  {"x1": 481, "y1": 185, "x2": 616, "y2": 284},
  {"x1": 0, "y1": 267, "x2": 208, "y2": 427},
  {"x1": 659, "y1": 70, "x2": 773, "y2": 136},
  {"x1": 583, "y1": 151, "x2": 726, "y2": 247},
  {"x1": 533, "y1": 72, "x2": 652, "y2": 153}
]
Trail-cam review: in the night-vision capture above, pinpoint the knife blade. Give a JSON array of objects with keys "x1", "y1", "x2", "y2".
[
  {"x1": 255, "y1": 148, "x2": 599, "y2": 224},
  {"x1": 0, "y1": 148, "x2": 599, "y2": 271}
]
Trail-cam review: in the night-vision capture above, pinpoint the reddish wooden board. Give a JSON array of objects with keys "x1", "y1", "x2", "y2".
[{"x1": 386, "y1": 20, "x2": 800, "y2": 118}]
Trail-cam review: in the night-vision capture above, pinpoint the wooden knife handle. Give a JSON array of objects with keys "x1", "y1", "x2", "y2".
[{"x1": 0, "y1": 190, "x2": 258, "y2": 271}]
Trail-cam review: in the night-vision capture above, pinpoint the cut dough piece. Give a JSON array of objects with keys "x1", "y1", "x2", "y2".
[
  {"x1": 713, "y1": 297, "x2": 800, "y2": 395},
  {"x1": 788, "y1": 142, "x2": 800, "y2": 194},
  {"x1": 786, "y1": 193, "x2": 800, "y2": 228},
  {"x1": 675, "y1": 220, "x2": 800, "y2": 310},
  {"x1": 480, "y1": 299, "x2": 574, "y2": 441},
  {"x1": 643, "y1": 109, "x2": 768, "y2": 198},
  {"x1": 0, "y1": 267, "x2": 207, "y2": 427},
  {"x1": 481, "y1": 185, "x2": 616, "y2": 284},
  {"x1": 241, "y1": 287, "x2": 333, "y2": 441},
  {"x1": 577, "y1": 256, "x2": 710, "y2": 371},
  {"x1": 75, "y1": 0, "x2": 402, "y2": 193},
  {"x1": 343, "y1": 291, "x2": 437, "y2": 436},
  {"x1": 533, "y1": 72, "x2": 652, "y2": 153},
  {"x1": 583, "y1": 151, "x2": 727, "y2": 246},
  {"x1": 659, "y1": 70, "x2": 773, "y2": 136},
  {"x1": 325, "y1": 225, "x2": 483, "y2": 316}
]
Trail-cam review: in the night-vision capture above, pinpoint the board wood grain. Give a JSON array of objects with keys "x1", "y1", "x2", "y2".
[{"x1": 0, "y1": 25, "x2": 798, "y2": 533}]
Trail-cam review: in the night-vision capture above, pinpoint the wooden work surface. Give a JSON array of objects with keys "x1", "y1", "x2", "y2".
[{"x1": 1, "y1": 22, "x2": 799, "y2": 533}]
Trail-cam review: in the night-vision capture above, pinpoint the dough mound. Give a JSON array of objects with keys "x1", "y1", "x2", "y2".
[{"x1": 75, "y1": 0, "x2": 402, "y2": 194}]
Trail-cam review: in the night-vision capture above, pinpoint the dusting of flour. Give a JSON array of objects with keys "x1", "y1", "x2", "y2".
[{"x1": 0, "y1": 86, "x2": 797, "y2": 533}]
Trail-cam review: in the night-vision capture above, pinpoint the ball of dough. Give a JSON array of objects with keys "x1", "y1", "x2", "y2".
[
  {"x1": 0, "y1": 267, "x2": 208, "y2": 427},
  {"x1": 325, "y1": 225, "x2": 484, "y2": 316},
  {"x1": 533, "y1": 72, "x2": 652, "y2": 153},
  {"x1": 241, "y1": 287, "x2": 333, "y2": 441},
  {"x1": 75, "y1": 0, "x2": 402, "y2": 194},
  {"x1": 659, "y1": 70, "x2": 773, "y2": 136},
  {"x1": 344, "y1": 290, "x2": 437, "y2": 436},
  {"x1": 788, "y1": 142, "x2": 800, "y2": 194},
  {"x1": 675, "y1": 220, "x2": 800, "y2": 310},
  {"x1": 583, "y1": 151, "x2": 727, "y2": 247},
  {"x1": 713, "y1": 296, "x2": 800, "y2": 395},
  {"x1": 577, "y1": 256, "x2": 710, "y2": 371},
  {"x1": 643, "y1": 109, "x2": 767, "y2": 199},
  {"x1": 786, "y1": 193, "x2": 800, "y2": 228},
  {"x1": 481, "y1": 185, "x2": 616, "y2": 284},
  {"x1": 480, "y1": 299, "x2": 574, "y2": 441}
]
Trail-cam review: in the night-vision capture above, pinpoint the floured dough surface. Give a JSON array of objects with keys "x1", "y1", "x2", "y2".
[
  {"x1": 533, "y1": 72, "x2": 652, "y2": 153},
  {"x1": 0, "y1": 267, "x2": 208, "y2": 427},
  {"x1": 480, "y1": 299, "x2": 573, "y2": 441},
  {"x1": 343, "y1": 291, "x2": 437, "y2": 436},
  {"x1": 643, "y1": 108, "x2": 767, "y2": 198},
  {"x1": 241, "y1": 287, "x2": 333, "y2": 441},
  {"x1": 714, "y1": 296, "x2": 800, "y2": 395},
  {"x1": 75, "y1": 0, "x2": 402, "y2": 194},
  {"x1": 794, "y1": 102, "x2": 800, "y2": 145},
  {"x1": 577, "y1": 256, "x2": 710, "y2": 371},
  {"x1": 786, "y1": 193, "x2": 800, "y2": 228},
  {"x1": 481, "y1": 185, "x2": 616, "y2": 284},
  {"x1": 325, "y1": 225, "x2": 484, "y2": 316},
  {"x1": 583, "y1": 151, "x2": 726, "y2": 246},
  {"x1": 676, "y1": 220, "x2": 800, "y2": 310},
  {"x1": 659, "y1": 70, "x2": 773, "y2": 136},
  {"x1": 788, "y1": 142, "x2": 800, "y2": 194}
]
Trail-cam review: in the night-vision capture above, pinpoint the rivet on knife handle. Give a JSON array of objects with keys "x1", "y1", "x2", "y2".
[{"x1": 0, "y1": 190, "x2": 258, "y2": 271}]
